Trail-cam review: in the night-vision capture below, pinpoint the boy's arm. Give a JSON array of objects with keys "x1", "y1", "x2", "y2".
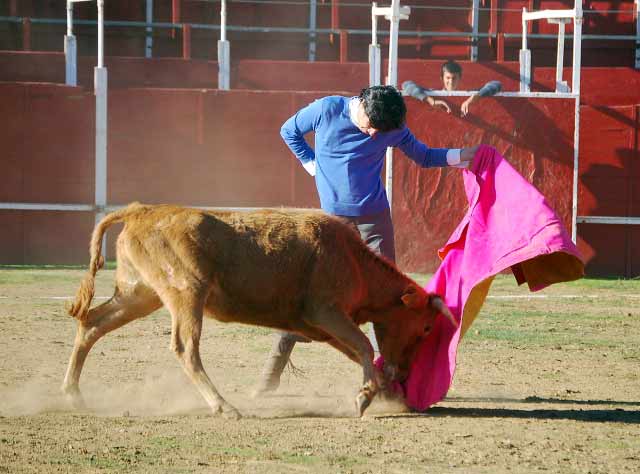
[
  {"x1": 402, "y1": 80, "x2": 451, "y2": 113},
  {"x1": 461, "y1": 80, "x2": 502, "y2": 116}
]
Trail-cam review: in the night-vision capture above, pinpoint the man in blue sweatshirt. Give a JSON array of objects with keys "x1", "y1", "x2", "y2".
[{"x1": 253, "y1": 85, "x2": 477, "y2": 396}]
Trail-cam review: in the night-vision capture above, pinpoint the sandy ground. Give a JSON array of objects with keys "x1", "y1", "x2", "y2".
[{"x1": 0, "y1": 268, "x2": 638, "y2": 473}]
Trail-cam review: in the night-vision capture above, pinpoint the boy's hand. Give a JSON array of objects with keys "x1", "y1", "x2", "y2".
[{"x1": 431, "y1": 99, "x2": 451, "y2": 114}]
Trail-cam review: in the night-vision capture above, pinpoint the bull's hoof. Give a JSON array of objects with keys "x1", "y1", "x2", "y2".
[
  {"x1": 250, "y1": 377, "x2": 280, "y2": 399},
  {"x1": 61, "y1": 386, "x2": 87, "y2": 410},
  {"x1": 355, "y1": 391, "x2": 374, "y2": 417},
  {"x1": 222, "y1": 407, "x2": 242, "y2": 420}
]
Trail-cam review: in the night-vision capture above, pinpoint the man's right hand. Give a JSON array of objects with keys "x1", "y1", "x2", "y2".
[{"x1": 460, "y1": 145, "x2": 479, "y2": 166}]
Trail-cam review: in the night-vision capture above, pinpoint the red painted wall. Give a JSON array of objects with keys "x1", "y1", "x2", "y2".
[
  {"x1": 1, "y1": 77, "x2": 637, "y2": 276},
  {"x1": 397, "y1": 95, "x2": 576, "y2": 272}
]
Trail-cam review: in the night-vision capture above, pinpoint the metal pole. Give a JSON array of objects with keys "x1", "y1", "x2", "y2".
[
  {"x1": 471, "y1": 0, "x2": 479, "y2": 61},
  {"x1": 308, "y1": 0, "x2": 317, "y2": 61},
  {"x1": 522, "y1": 8, "x2": 527, "y2": 51},
  {"x1": 548, "y1": 17, "x2": 570, "y2": 92},
  {"x1": 570, "y1": 1, "x2": 583, "y2": 242},
  {"x1": 66, "y1": 3, "x2": 73, "y2": 36},
  {"x1": 386, "y1": 0, "x2": 400, "y2": 87},
  {"x1": 145, "y1": 0, "x2": 153, "y2": 58},
  {"x1": 95, "y1": 0, "x2": 108, "y2": 256},
  {"x1": 385, "y1": 0, "x2": 403, "y2": 212},
  {"x1": 571, "y1": 2, "x2": 583, "y2": 96},
  {"x1": 64, "y1": 1, "x2": 77, "y2": 86},
  {"x1": 636, "y1": 0, "x2": 640, "y2": 69},
  {"x1": 519, "y1": 8, "x2": 531, "y2": 92},
  {"x1": 572, "y1": 97, "x2": 580, "y2": 242},
  {"x1": 556, "y1": 21, "x2": 565, "y2": 91},
  {"x1": 218, "y1": 0, "x2": 230, "y2": 89},
  {"x1": 369, "y1": 2, "x2": 381, "y2": 86}
]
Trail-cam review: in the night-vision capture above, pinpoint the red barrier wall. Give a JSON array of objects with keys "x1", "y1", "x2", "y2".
[
  {"x1": 2, "y1": 82, "x2": 637, "y2": 276},
  {"x1": 578, "y1": 105, "x2": 640, "y2": 276},
  {"x1": 397, "y1": 96, "x2": 576, "y2": 272}
]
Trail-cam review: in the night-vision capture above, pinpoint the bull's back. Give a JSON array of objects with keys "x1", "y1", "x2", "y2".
[{"x1": 119, "y1": 206, "x2": 327, "y2": 324}]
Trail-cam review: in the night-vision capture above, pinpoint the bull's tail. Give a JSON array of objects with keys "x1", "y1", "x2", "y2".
[{"x1": 67, "y1": 202, "x2": 146, "y2": 322}]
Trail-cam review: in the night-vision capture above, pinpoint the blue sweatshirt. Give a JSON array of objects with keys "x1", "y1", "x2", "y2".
[{"x1": 280, "y1": 95, "x2": 450, "y2": 216}]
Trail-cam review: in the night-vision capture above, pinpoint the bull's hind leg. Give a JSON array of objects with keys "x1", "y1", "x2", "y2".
[
  {"x1": 62, "y1": 286, "x2": 161, "y2": 408},
  {"x1": 163, "y1": 292, "x2": 241, "y2": 420},
  {"x1": 305, "y1": 308, "x2": 379, "y2": 417}
]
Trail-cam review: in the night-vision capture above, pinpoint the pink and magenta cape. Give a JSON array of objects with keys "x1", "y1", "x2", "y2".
[{"x1": 401, "y1": 145, "x2": 584, "y2": 411}]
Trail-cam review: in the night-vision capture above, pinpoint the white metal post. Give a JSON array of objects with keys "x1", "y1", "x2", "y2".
[
  {"x1": 556, "y1": 20, "x2": 567, "y2": 92},
  {"x1": 97, "y1": 0, "x2": 104, "y2": 68},
  {"x1": 572, "y1": 97, "x2": 580, "y2": 242},
  {"x1": 145, "y1": 0, "x2": 153, "y2": 58},
  {"x1": 385, "y1": 0, "x2": 401, "y2": 209},
  {"x1": 308, "y1": 0, "x2": 317, "y2": 61},
  {"x1": 369, "y1": 2, "x2": 381, "y2": 86},
  {"x1": 548, "y1": 18, "x2": 570, "y2": 92},
  {"x1": 386, "y1": 0, "x2": 401, "y2": 87},
  {"x1": 370, "y1": 0, "x2": 410, "y2": 211},
  {"x1": 520, "y1": 2, "x2": 582, "y2": 242},
  {"x1": 571, "y1": 2, "x2": 583, "y2": 96},
  {"x1": 95, "y1": 0, "x2": 108, "y2": 256},
  {"x1": 570, "y1": 2, "x2": 583, "y2": 241},
  {"x1": 218, "y1": 0, "x2": 230, "y2": 90},
  {"x1": 520, "y1": 7, "x2": 531, "y2": 92},
  {"x1": 471, "y1": 0, "x2": 479, "y2": 61},
  {"x1": 557, "y1": 21, "x2": 565, "y2": 89},
  {"x1": 64, "y1": 1, "x2": 77, "y2": 86}
]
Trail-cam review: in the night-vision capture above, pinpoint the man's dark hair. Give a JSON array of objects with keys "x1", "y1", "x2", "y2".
[
  {"x1": 441, "y1": 59, "x2": 463, "y2": 77},
  {"x1": 358, "y1": 85, "x2": 406, "y2": 132}
]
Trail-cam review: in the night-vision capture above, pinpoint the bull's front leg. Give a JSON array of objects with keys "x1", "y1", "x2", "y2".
[{"x1": 306, "y1": 309, "x2": 380, "y2": 416}]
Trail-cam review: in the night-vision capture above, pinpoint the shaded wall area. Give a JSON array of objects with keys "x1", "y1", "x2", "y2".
[
  {"x1": 2, "y1": 52, "x2": 640, "y2": 108},
  {"x1": 1, "y1": 81, "x2": 637, "y2": 276}
]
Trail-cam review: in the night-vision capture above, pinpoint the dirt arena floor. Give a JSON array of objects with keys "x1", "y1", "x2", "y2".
[{"x1": 0, "y1": 268, "x2": 638, "y2": 473}]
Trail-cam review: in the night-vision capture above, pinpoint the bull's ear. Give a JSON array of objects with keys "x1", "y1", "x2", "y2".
[
  {"x1": 429, "y1": 295, "x2": 458, "y2": 328},
  {"x1": 401, "y1": 285, "x2": 428, "y2": 309}
]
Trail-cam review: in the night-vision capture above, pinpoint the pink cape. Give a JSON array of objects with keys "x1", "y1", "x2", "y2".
[{"x1": 399, "y1": 145, "x2": 584, "y2": 411}]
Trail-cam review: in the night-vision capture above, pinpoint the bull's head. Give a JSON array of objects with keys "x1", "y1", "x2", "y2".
[{"x1": 374, "y1": 285, "x2": 456, "y2": 384}]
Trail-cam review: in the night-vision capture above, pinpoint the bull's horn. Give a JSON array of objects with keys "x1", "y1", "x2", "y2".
[{"x1": 431, "y1": 296, "x2": 458, "y2": 328}]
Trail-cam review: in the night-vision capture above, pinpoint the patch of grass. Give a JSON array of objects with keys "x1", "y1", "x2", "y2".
[
  {"x1": 279, "y1": 452, "x2": 322, "y2": 466},
  {"x1": 0, "y1": 271, "x2": 76, "y2": 286},
  {"x1": 326, "y1": 453, "x2": 359, "y2": 469},
  {"x1": 0, "y1": 262, "x2": 117, "y2": 270},
  {"x1": 147, "y1": 435, "x2": 182, "y2": 450}
]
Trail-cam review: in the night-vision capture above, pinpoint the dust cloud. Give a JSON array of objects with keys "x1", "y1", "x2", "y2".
[{"x1": 0, "y1": 365, "x2": 408, "y2": 419}]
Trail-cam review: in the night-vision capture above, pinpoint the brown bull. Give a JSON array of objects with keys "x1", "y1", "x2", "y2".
[{"x1": 62, "y1": 203, "x2": 454, "y2": 418}]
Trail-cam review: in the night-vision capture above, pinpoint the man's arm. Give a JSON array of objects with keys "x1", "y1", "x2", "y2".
[
  {"x1": 280, "y1": 98, "x2": 324, "y2": 174},
  {"x1": 394, "y1": 128, "x2": 449, "y2": 168},
  {"x1": 395, "y1": 128, "x2": 479, "y2": 169}
]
